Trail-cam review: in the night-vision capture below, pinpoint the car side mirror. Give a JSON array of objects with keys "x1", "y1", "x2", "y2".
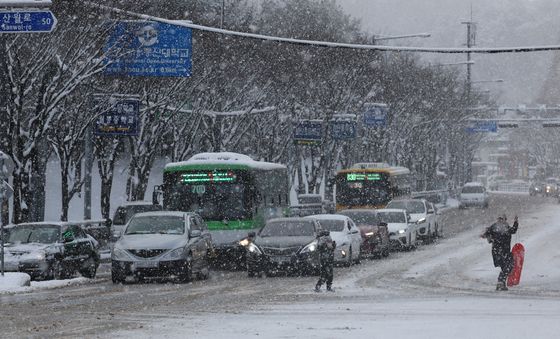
[
  {"x1": 63, "y1": 235, "x2": 75, "y2": 243},
  {"x1": 190, "y1": 230, "x2": 202, "y2": 238},
  {"x1": 105, "y1": 218, "x2": 113, "y2": 228},
  {"x1": 248, "y1": 231, "x2": 256, "y2": 239}
]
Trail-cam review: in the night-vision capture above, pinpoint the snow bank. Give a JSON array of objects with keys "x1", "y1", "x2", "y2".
[
  {"x1": 0, "y1": 272, "x2": 31, "y2": 293},
  {"x1": 0, "y1": 277, "x2": 92, "y2": 295}
]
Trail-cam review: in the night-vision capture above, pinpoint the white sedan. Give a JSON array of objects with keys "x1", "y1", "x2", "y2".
[
  {"x1": 376, "y1": 209, "x2": 418, "y2": 250},
  {"x1": 306, "y1": 214, "x2": 362, "y2": 266}
]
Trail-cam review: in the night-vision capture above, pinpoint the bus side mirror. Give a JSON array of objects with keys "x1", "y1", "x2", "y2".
[{"x1": 152, "y1": 185, "x2": 162, "y2": 205}]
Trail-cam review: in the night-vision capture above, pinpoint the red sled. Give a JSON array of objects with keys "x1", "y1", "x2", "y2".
[{"x1": 507, "y1": 243, "x2": 525, "y2": 287}]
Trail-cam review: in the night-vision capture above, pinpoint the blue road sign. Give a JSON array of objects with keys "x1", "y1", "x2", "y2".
[
  {"x1": 466, "y1": 120, "x2": 497, "y2": 133},
  {"x1": 0, "y1": 10, "x2": 57, "y2": 33},
  {"x1": 331, "y1": 121, "x2": 356, "y2": 140},
  {"x1": 294, "y1": 120, "x2": 323, "y2": 145},
  {"x1": 94, "y1": 99, "x2": 140, "y2": 136},
  {"x1": 363, "y1": 103, "x2": 388, "y2": 127},
  {"x1": 104, "y1": 21, "x2": 192, "y2": 77}
]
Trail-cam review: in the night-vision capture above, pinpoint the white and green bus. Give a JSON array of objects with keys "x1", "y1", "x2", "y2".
[{"x1": 156, "y1": 152, "x2": 290, "y2": 265}]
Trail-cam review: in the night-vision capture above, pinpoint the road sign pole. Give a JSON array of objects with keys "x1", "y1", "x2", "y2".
[{"x1": 84, "y1": 125, "x2": 93, "y2": 220}]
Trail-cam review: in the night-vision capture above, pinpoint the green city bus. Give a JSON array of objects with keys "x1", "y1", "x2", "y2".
[{"x1": 157, "y1": 152, "x2": 290, "y2": 265}]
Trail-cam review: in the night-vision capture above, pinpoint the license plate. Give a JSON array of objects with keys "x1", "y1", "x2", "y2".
[
  {"x1": 271, "y1": 256, "x2": 290, "y2": 264},
  {"x1": 135, "y1": 260, "x2": 158, "y2": 268}
]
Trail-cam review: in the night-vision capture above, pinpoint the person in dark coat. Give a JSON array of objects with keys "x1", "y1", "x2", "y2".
[
  {"x1": 315, "y1": 229, "x2": 336, "y2": 292},
  {"x1": 481, "y1": 214, "x2": 519, "y2": 291}
]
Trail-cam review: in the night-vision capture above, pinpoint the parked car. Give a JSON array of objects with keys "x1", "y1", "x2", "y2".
[
  {"x1": 376, "y1": 209, "x2": 418, "y2": 250},
  {"x1": 3, "y1": 222, "x2": 100, "y2": 280},
  {"x1": 337, "y1": 209, "x2": 390, "y2": 258},
  {"x1": 111, "y1": 211, "x2": 212, "y2": 283},
  {"x1": 305, "y1": 214, "x2": 363, "y2": 266},
  {"x1": 245, "y1": 217, "x2": 323, "y2": 276},
  {"x1": 289, "y1": 194, "x2": 335, "y2": 217},
  {"x1": 458, "y1": 182, "x2": 490, "y2": 209},
  {"x1": 386, "y1": 198, "x2": 438, "y2": 243},
  {"x1": 110, "y1": 201, "x2": 163, "y2": 241}
]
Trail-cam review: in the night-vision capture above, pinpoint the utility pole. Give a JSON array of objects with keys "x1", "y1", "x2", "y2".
[
  {"x1": 220, "y1": 0, "x2": 225, "y2": 29},
  {"x1": 462, "y1": 6, "x2": 477, "y2": 98}
]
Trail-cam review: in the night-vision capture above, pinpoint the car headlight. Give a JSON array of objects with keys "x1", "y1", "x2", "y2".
[
  {"x1": 300, "y1": 241, "x2": 318, "y2": 254},
  {"x1": 397, "y1": 229, "x2": 406, "y2": 235},
  {"x1": 364, "y1": 232, "x2": 374, "y2": 237},
  {"x1": 247, "y1": 243, "x2": 262, "y2": 255},
  {"x1": 239, "y1": 238, "x2": 250, "y2": 247},
  {"x1": 416, "y1": 218, "x2": 426, "y2": 224},
  {"x1": 112, "y1": 248, "x2": 132, "y2": 261},
  {"x1": 161, "y1": 247, "x2": 185, "y2": 261}
]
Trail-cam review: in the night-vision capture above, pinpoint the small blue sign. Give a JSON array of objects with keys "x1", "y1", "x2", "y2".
[
  {"x1": 104, "y1": 21, "x2": 192, "y2": 77},
  {"x1": 0, "y1": 11, "x2": 57, "y2": 33},
  {"x1": 294, "y1": 120, "x2": 323, "y2": 145},
  {"x1": 466, "y1": 121, "x2": 498, "y2": 133},
  {"x1": 331, "y1": 121, "x2": 356, "y2": 140},
  {"x1": 363, "y1": 104, "x2": 388, "y2": 127},
  {"x1": 94, "y1": 99, "x2": 140, "y2": 136}
]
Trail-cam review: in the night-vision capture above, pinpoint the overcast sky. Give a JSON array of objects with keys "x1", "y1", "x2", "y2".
[{"x1": 338, "y1": 0, "x2": 560, "y2": 106}]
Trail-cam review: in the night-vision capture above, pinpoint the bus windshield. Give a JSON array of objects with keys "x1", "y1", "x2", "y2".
[
  {"x1": 336, "y1": 173, "x2": 391, "y2": 207},
  {"x1": 165, "y1": 170, "x2": 251, "y2": 221}
]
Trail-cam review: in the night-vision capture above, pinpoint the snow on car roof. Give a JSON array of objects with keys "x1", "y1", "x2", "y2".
[
  {"x1": 304, "y1": 214, "x2": 348, "y2": 221},
  {"x1": 376, "y1": 209, "x2": 408, "y2": 214},
  {"x1": 132, "y1": 211, "x2": 191, "y2": 218},
  {"x1": 118, "y1": 201, "x2": 156, "y2": 206},
  {"x1": 464, "y1": 182, "x2": 484, "y2": 187},
  {"x1": 337, "y1": 209, "x2": 377, "y2": 214},
  {"x1": 165, "y1": 152, "x2": 286, "y2": 171}
]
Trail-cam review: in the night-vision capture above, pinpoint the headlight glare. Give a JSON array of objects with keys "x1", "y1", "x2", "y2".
[
  {"x1": 300, "y1": 241, "x2": 318, "y2": 254},
  {"x1": 397, "y1": 229, "x2": 406, "y2": 235},
  {"x1": 417, "y1": 218, "x2": 426, "y2": 224},
  {"x1": 239, "y1": 238, "x2": 250, "y2": 247},
  {"x1": 247, "y1": 243, "x2": 262, "y2": 254}
]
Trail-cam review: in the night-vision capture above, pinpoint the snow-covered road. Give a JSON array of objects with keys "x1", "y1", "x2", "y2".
[{"x1": 1, "y1": 195, "x2": 559, "y2": 338}]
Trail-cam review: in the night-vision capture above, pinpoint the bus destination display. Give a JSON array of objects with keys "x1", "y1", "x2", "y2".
[
  {"x1": 346, "y1": 173, "x2": 382, "y2": 181},
  {"x1": 181, "y1": 171, "x2": 237, "y2": 184}
]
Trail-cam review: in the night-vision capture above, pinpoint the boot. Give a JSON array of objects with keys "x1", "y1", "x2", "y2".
[
  {"x1": 326, "y1": 286, "x2": 335, "y2": 292},
  {"x1": 496, "y1": 282, "x2": 508, "y2": 291},
  {"x1": 314, "y1": 285, "x2": 321, "y2": 292}
]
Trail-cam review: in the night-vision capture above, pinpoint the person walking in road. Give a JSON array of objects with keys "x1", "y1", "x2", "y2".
[
  {"x1": 481, "y1": 214, "x2": 519, "y2": 291},
  {"x1": 315, "y1": 229, "x2": 336, "y2": 292}
]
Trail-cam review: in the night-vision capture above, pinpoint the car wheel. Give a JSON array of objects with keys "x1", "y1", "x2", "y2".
[
  {"x1": 79, "y1": 256, "x2": 99, "y2": 279},
  {"x1": 178, "y1": 255, "x2": 193, "y2": 283},
  {"x1": 50, "y1": 260, "x2": 70, "y2": 280}
]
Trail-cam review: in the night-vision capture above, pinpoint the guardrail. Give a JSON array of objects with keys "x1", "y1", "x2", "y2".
[
  {"x1": 489, "y1": 182, "x2": 530, "y2": 194},
  {"x1": 411, "y1": 189, "x2": 449, "y2": 205}
]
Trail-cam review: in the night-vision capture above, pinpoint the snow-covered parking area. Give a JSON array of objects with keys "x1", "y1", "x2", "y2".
[{"x1": 0, "y1": 275, "x2": 96, "y2": 295}]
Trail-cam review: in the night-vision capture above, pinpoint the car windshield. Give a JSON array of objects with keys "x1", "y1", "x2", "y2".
[
  {"x1": 378, "y1": 212, "x2": 406, "y2": 223},
  {"x1": 338, "y1": 211, "x2": 378, "y2": 225},
  {"x1": 125, "y1": 216, "x2": 185, "y2": 235},
  {"x1": 462, "y1": 186, "x2": 485, "y2": 193},
  {"x1": 8, "y1": 225, "x2": 60, "y2": 244},
  {"x1": 387, "y1": 200, "x2": 426, "y2": 214},
  {"x1": 260, "y1": 220, "x2": 316, "y2": 237},
  {"x1": 316, "y1": 219, "x2": 345, "y2": 232}
]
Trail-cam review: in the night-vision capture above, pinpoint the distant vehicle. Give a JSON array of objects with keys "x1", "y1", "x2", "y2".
[
  {"x1": 337, "y1": 209, "x2": 390, "y2": 258},
  {"x1": 376, "y1": 208, "x2": 418, "y2": 250},
  {"x1": 458, "y1": 182, "x2": 489, "y2": 209},
  {"x1": 289, "y1": 194, "x2": 335, "y2": 217},
  {"x1": 155, "y1": 152, "x2": 290, "y2": 266},
  {"x1": 305, "y1": 214, "x2": 363, "y2": 266},
  {"x1": 3, "y1": 222, "x2": 99, "y2": 280},
  {"x1": 544, "y1": 178, "x2": 559, "y2": 197},
  {"x1": 111, "y1": 202, "x2": 163, "y2": 241},
  {"x1": 335, "y1": 162, "x2": 412, "y2": 211},
  {"x1": 386, "y1": 198, "x2": 438, "y2": 242},
  {"x1": 245, "y1": 217, "x2": 323, "y2": 276},
  {"x1": 111, "y1": 211, "x2": 212, "y2": 283},
  {"x1": 529, "y1": 181, "x2": 544, "y2": 196}
]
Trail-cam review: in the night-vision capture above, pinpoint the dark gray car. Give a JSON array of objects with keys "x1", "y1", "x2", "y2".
[
  {"x1": 3, "y1": 223, "x2": 100, "y2": 280},
  {"x1": 245, "y1": 217, "x2": 323, "y2": 276}
]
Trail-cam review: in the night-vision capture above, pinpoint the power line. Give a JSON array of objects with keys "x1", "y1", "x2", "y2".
[{"x1": 83, "y1": 2, "x2": 560, "y2": 55}]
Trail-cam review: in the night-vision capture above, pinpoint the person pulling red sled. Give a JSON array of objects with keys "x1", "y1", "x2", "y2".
[
  {"x1": 481, "y1": 214, "x2": 519, "y2": 291},
  {"x1": 507, "y1": 242, "x2": 525, "y2": 287}
]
